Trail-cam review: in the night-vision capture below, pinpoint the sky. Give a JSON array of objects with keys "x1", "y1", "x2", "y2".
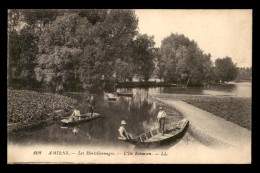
[{"x1": 135, "y1": 9, "x2": 252, "y2": 67}]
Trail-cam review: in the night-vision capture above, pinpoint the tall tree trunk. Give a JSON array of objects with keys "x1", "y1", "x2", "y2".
[{"x1": 186, "y1": 76, "x2": 190, "y2": 88}]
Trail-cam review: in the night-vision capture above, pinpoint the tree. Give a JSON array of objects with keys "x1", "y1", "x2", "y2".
[
  {"x1": 8, "y1": 10, "x2": 23, "y2": 32},
  {"x1": 132, "y1": 34, "x2": 155, "y2": 82},
  {"x1": 34, "y1": 10, "x2": 139, "y2": 92},
  {"x1": 8, "y1": 10, "x2": 22, "y2": 87},
  {"x1": 35, "y1": 13, "x2": 85, "y2": 92},
  {"x1": 75, "y1": 9, "x2": 107, "y2": 25},
  {"x1": 14, "y1": 26, "x2": 39, "y2": 88},
  {"x1": 153, "y1": 48, "x2": 165, "y2": 81},
  {"x1": 8, "y1": 30, "x2": 21, "y2": 87},
  {"x1": 115, "y1": 59, "x2": 134, "y2": 82},
  {"x1": 21, "y1": 9, "x2": 62, "y2": 30},
  {"x1": 79, "y1": 9, "x2": 138, "y2": 90},
  {"x1": 160, "y1": 34, "x2": 190, "y2": 83},
  {"x1": 8, "y1": 9, "x2": 63, "y2": 89},
  {"x1": 160, "y1": 33, "x2": 213, "y2": 86},
  {"x1": 215, "y1": 57, "x2": 238, "y2": 82},
  {"x1": 101, "y1": 10, "x2": 138, "y2": 81}
]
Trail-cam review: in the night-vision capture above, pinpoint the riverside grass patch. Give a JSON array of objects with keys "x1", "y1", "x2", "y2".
[
  {"x1": 154, "y1": 94, "x2": 251, "y2": 130},
  {"x1": 184, "y1": 97, "x2": 251, "y2": 130}
]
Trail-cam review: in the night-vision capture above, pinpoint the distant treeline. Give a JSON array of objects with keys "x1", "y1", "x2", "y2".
[
  {"x1": 8, "y1": 9, "x2": 244, "y2": 92},
  {"x1": 235, "y1": 67, "x2": 252, "y2": 82}
]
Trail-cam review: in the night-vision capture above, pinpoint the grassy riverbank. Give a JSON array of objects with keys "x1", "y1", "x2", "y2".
[
  {"x1": 151, "y1": 93, "x2": 251, "y2": 130},
  {"x1": 7, "y1": 89, "x2": 77, "y2": 132}
]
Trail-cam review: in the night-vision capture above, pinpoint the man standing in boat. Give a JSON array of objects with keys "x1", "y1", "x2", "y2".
[
  {"x1": 87, "y1": 95, "x2": 95, "y2": 117},
  {"x1": 157, "y1": 106, "x2": 167, "y2": 135},
  {"x1": 118, "y1": 120, "x2": 131, "y2": 140}
]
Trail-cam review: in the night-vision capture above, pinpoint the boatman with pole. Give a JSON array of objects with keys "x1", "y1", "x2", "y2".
[
  {"x1": 118, "y1": 120, "x2": 131, "y2": 140},
  {"x1": 87, "y1": 95, "x2": 95, "y2": 117},
  {"x1": 157, "y1": 106, "x2": 167, "y2": 135}
]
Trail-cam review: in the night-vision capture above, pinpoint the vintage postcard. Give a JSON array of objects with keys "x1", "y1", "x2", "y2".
[{"x1": 7, "y1": 9, "x2": 252, "y2": 164}]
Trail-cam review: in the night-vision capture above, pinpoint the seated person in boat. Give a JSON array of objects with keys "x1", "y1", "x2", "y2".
[
  {"x1": 118, "y1": 120, "x2": 131, "y2": 140},
  {"x1": 157, "y1": 106, "x2": 167, "y2": 135},
  {"x1": 69, "y1": 107, "x2": 81, "y2": 121}
]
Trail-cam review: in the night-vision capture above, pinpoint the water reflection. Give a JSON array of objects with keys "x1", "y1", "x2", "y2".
[{"x1": 61, "y1": 124, "x2": 92, "y2": 139}]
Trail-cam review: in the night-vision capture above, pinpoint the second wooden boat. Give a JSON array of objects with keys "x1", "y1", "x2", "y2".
[
  {"x1": 61, "y1": 113, "x2": 101, "y2": 125},
  {"x1": 104, "y1": 92, "x2": 118, "y2": 101},
  {"x1": 116, "y1": 92, "x2": 133, "y2": 97}
]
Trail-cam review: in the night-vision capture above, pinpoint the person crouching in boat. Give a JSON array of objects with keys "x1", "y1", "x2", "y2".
[
  {"x1": 157, "y1": 106, "x2": 167, "y2": 135},
  {"x1": 69, "y1": 107, "x2": 81, "y2": 122},
  {"x1": 118, "y1": 120, "x2": 131, "y2": 140}
]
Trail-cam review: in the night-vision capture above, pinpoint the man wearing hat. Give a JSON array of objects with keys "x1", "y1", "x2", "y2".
[
  {"x1": 157, "y1": 106, "x2": 167, "y2": 135},
  {"x1": 118, "y1": 120, "x2": 131, "y2": 140},
  {"x1": 87, "y1": 95, "x2": 95, "y2": 117}
]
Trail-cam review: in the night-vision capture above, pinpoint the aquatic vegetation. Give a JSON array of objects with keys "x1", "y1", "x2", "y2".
[{"x1": 7, "y1": 89, "x2": 77, "y2": 132}]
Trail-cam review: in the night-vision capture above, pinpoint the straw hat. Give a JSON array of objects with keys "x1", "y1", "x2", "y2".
[
  {"x1": 121, "y1": 120, "x2": 127, "y2": 125},
  {"x1": 159, "y1": 106, "x2": 163, "y2": 110}
]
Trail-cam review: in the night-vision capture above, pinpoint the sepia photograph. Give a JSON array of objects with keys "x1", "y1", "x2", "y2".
[{"x1": 7, "y1": 9, "x2": 252, "y2": 164}]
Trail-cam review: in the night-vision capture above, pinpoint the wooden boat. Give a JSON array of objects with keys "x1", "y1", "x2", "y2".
[
  {"x1": 104, "y1": 92, "x2": 117, "y2": 101},
  {"x1": 107, "y1": 97, "x2": 117, "y2": 101},
  {"x1": 118, "y1": 119, "x2": 189, "y2": 148},
  {"x1": 116, "y1": 92, "x2": 133, "y2": 97},
  {"x1": 170, "y1": 83, "x2": 178, "y2": 87},
  {"x1": 61, "y1": 113, "x2": 101, "y2": 125}
]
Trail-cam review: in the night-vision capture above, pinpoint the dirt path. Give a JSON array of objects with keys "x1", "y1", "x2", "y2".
[{"x1": 155, "y1": 98, "x2": 251, "y2": 149}]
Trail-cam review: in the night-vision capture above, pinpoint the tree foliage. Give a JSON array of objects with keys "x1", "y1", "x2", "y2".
[
  {"x1": 215, "y1": 57, "x2": 238, "y2": 82},
  {"x1": 132, "y1": 34, "x2": 155, "y2": 81},
  {"x1": 115, "y1": 59, "x2": 134, "y2": 82},
  {"x1": 34, "y1": 10, "x2": 139, "y2": 91},
  {"x1": 159, "y1": 33, "x2": 213, "y2": 86},
  {"x1": 153, "y1": 48, "x2": 165, "y2": 80},
  {"x1": 8, "y1": 9, "x2": 62, "y2": 89}
]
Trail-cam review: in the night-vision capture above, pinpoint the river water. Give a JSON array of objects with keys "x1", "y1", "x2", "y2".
[
  {"x1": 148, "y1": 82, "x2": 251, "y2": 98},
  {"x1": 8, "y1": 82, "x2": 251, "y2": 148}
]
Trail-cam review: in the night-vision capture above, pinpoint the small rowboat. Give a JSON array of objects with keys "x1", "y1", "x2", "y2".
[
  {"x1": 108, "y1": 97, "x2": 117, "y2": 101},
  {"x1": 118, "y1": 119, "x2": 189, "y2": 148},
  {"x1": 116, "y1": 92, "x2": 133, "y2": 97},
  {"x1": 61, "y1": 113, "x2": 101, "y2": 125},
  {"x1": 104, "y1": 92, "x2": 117, "y2": 101},
  {"x1": 170, "y1": 83, "x2": 178, "y2": 87}
]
